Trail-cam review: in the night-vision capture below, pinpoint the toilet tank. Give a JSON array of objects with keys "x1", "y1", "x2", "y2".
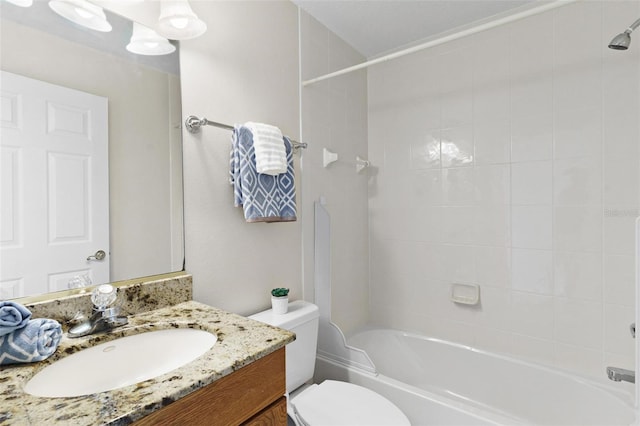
[{"x1": 249, "y1": 300, "x2": 319, "y2": 393}]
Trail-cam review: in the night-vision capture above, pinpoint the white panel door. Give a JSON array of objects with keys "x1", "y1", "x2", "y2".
[{"x1": 0, "y1": 71, "x2": 109, "y2": 298}]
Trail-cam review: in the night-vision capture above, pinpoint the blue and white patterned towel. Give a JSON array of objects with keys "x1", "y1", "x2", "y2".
[
  {"x1": 230, "y1": 125, "x2": 297, "y2": 223},
  {"x1": 0, "y1": 301, "x2": 32, "y2": 336},
  {"x1": 0, "y1": 318, "x2": 62, "y2": 365}
]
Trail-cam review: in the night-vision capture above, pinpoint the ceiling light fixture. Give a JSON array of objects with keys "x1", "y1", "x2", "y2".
[
  {"x1": 4, "y1": 0, "x2": 34, "y2": 7},
  {"x1": 48, "y1": 0, "x2": 112, "y2": 32},
  {"x1": 158, "y1": 0, "x2": 206, "y2": 40},
  {"x1": 126, "y1": 22, "x2": 176, "y2": 56}
]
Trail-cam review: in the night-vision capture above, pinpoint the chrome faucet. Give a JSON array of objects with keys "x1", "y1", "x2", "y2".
[
  {"x1": 68, "y1": 307, "x2": 128, "y2": 338},
  {"x1": 606, "y1": 367, "x2": 635, "y2": 384},
  {"x1": 605, "y1": 323, "x2": 635, "y2": 384},
  {"x1": 68, "y1": 284, "x2": 128, "y2": 338}
]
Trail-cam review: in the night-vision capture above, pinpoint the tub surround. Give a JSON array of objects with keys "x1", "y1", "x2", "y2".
[{"x1": 0, "y1": 275, "x2": 295, "y2": 425}]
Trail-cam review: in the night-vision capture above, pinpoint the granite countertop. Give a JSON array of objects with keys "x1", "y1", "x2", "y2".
[{"x1": 0, "y1": 301, "x2": 295, "y2": 425}]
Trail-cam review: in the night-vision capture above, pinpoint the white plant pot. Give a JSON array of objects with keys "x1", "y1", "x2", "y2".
[{"x1": 271, "y1": 296, "x2": 289, "y2": 314}]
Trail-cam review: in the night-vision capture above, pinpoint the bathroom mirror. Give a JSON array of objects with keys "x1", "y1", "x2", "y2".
[{"x1": 0, "y1": 1, "x2": 184, "y2": 299}]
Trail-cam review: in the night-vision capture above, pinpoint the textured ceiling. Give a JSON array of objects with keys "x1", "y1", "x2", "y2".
[{"x1": 293, "y1": 0, "x2": 537, "y2": 57}]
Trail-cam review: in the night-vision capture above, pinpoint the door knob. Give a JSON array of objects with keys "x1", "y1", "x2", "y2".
[{"x1": 87, "y1": 250, "x2": 106, "y2": 261}]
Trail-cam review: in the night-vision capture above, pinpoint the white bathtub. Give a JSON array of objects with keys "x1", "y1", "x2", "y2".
[{"x1": 314, "y1": 329, "x2": 636, "y2": 425}]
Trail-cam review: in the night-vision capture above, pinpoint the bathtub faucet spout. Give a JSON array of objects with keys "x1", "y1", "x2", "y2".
[{"x1": 606, "y1": 366, "x2": 635, "y2": 383}]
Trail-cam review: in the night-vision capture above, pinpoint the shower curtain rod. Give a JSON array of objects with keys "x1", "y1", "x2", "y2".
[
  {"x1": 302, "y1": 0, "x2": 579, "y2": 87},
  {"x1": 184, "y1": 115, "x2": 308, "y2": 151}
]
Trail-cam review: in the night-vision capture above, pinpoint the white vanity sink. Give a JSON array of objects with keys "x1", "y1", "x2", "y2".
[{"x1": 24, "y1": 328, "x2": 217, "y2": 398}]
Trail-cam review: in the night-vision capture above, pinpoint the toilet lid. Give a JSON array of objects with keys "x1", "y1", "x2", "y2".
[{"x1": 290, "y1": 380, "x2": 410, "y2": 426}]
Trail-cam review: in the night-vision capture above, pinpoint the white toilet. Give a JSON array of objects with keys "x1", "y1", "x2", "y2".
[{"x1": 249, "y1": 300, "x2": 410, "y2": 426}]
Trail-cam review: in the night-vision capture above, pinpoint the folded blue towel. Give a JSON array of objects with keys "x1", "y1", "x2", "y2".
[
  {"x1": 0, "y1": 301, "x2": 32, "y2": 336},
  {"x1": 0, "y1": 318, "x2": 62, "y2": 365},
  {"x1": 229, "y1": 125, "x2": 297, "y2": 223}
]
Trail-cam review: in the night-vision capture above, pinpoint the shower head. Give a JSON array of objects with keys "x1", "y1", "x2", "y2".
[
  {"x1": 609, "y1": 31, "x2": 631, "y2": 50},
  {"x1": 609, "y1": 18, "x2": 640, "y2": 50}
]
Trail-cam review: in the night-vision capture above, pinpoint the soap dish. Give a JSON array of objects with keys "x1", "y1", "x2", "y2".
[{"x1": 450, "y1": 283, "x2": 480, "y2": 305}]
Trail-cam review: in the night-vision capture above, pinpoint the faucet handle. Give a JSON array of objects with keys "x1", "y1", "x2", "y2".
[
  {"x1": 631, "y1": 323, "x2": 636, "y2": 339},
  {"x1": 101, "y1": 306, "x2": 121, "y2": 318},
  {"x1": 91, "y1": 284, "x2": 117, "y2": 311}
]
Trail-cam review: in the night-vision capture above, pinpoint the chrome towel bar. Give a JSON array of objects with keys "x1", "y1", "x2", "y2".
[{"x1": 185, "y1": 115, "x2": 307, "y2": 151}]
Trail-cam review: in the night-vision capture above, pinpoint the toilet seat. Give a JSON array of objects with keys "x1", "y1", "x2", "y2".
[{"x1": 290, "y1": 380, "x2": 410, "y2": 426}]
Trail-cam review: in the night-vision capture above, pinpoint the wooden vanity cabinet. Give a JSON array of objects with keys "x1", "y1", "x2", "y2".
[{"x1": 134, "y1": 347, "x2": 287, "y2": 426}]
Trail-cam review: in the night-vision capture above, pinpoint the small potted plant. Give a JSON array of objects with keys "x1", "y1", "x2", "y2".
[{"x1": 271, "y1": 288, "x2": 290, "y2": 315}]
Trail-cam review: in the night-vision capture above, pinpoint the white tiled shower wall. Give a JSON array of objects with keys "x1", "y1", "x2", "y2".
[
  {"x1": 300, "y1": 11, "x2": 370, "y2": 335},
  {"x1": 368, "y1": 0, "x2": 640, "y2": 378}
]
